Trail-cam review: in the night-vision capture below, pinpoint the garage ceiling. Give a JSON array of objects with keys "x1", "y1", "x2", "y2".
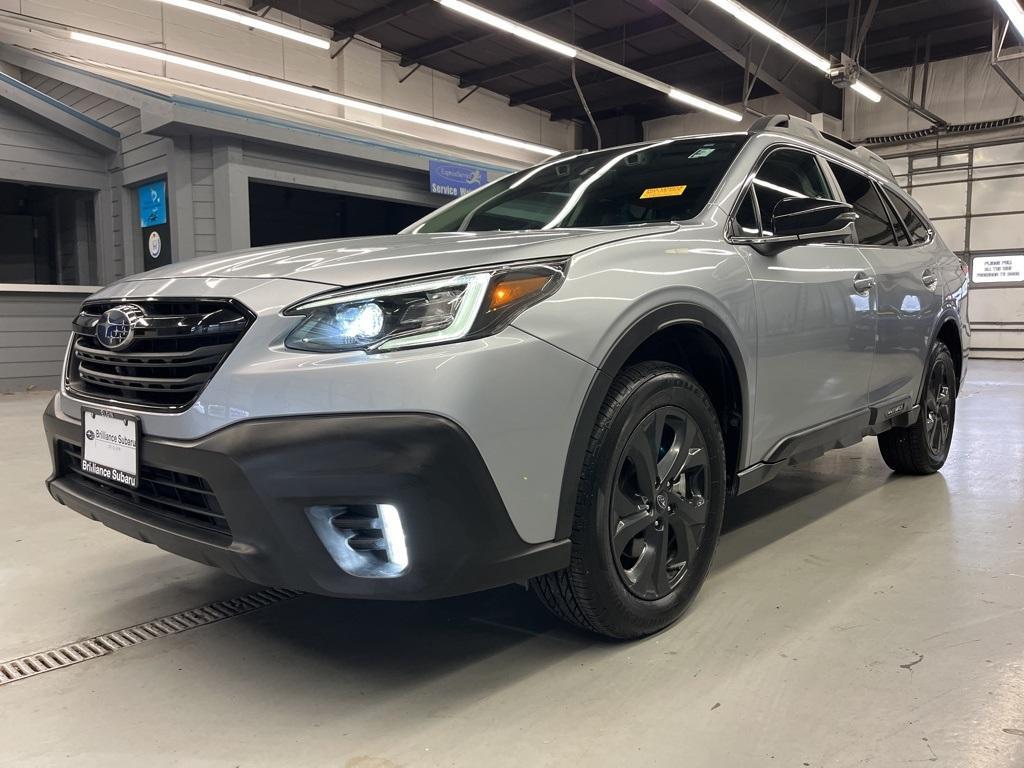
[{"x1": 254, "y1": 0, "x2": 997, "y2": 124}]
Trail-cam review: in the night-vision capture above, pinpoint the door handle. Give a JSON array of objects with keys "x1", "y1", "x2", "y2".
[
  {"x1": 922, "y1": 269, "x2": 939, "y2": 291},
  {"x1": 852, "y1": 272, "x2": 875, "y2": 293}
]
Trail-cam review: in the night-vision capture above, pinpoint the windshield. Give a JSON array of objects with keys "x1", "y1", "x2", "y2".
[{"x1": 407, "y1": 136, "x2": 746, "y2": 234}]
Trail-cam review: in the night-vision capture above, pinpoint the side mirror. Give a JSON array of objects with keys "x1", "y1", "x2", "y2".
[{"x1": 770, "y1": 197, "x2": 857, "y2": 239}]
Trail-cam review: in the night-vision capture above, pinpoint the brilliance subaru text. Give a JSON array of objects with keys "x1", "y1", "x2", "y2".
[{"x1": 44, "y1": 115, "x2": 969, "y2": 638}]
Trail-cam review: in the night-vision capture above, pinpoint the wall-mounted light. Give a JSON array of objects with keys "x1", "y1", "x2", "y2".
[
  {"x1": 152, "y1": 0, "x2": 330, "y2": 50},
  {"x1": 69, "y1": 31, "x2": 560, "y2": 156}
]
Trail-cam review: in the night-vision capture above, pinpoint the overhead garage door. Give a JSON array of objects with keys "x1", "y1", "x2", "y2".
[{"x1": 887, "y1": 138, "x2": 1024, "y2": 359}]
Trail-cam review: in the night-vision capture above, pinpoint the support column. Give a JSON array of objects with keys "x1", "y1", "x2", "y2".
[{"x1": 212, "y1": 141, "x2": 250, "y2": 252}]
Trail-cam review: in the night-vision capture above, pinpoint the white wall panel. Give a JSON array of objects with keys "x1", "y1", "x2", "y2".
[
  {"x1": 912, "y1": 169, "x2": 968, "y2": 184},
  {"x1": 845, "y1": 52, "x2": 1024, "y2": 141},
  {"x1": 911, "y1": 182, "x2": 968, "y2": 218},
  {"x1": 645, "y1": 93, "x2": 809, "y2": 139},
  {"x1": 974, "y1": 163, "x2": 1024, "y2": 179},
  {"x1": 972, "y1": 177, "x2": 1024, "y2": 215},
  {"x1": 974, "y1": 142, "x2": 1024, "y2": 166},
  {"x1": 971, "y1": 214, "x2": 1024, "y2": 251},
  {"x1": 933, "y1": 218, "x2": 966, "y2": 252},
  {"x1": 21, "y1": 0, "x2": 161, "y2": 42}
]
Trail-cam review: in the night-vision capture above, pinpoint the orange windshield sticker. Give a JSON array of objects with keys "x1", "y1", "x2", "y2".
[{"x1": 640, "y1": 185, "x2": 687, "y2": 199}]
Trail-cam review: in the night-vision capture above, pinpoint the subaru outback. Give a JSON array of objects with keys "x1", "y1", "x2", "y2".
[{"x1": 43, "y1": 115, "x2": 969, "y2": 639}]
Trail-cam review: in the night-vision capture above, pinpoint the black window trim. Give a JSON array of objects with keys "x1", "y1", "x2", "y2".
[
  {"x1": 823, "y1": 155, "x2": 936, "y2": 249},
  {"x1": 726, "y1": 142, "x2": 840, "y2": 241},
  {"x1": 877, "y1": 183, "x2": 913, "y2": 246},
  {"x1": 824, "y1": 159, "x2": 907, "y2": 249},
  {"x1": 877, "y1": 184, "x2": 935, "y2": 248},
  {"x1": 725, "y1": 138, "x2": 936, "y2": 248}
]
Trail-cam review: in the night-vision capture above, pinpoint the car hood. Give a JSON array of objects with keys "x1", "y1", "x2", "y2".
[{"x1": 125, "y1": 227, "x2": 677, "y2": 288}]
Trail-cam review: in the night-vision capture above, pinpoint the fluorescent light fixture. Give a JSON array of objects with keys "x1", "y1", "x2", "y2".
[
  {"x1": 669, "y1": 89, "x2": 744, "y2": 122},
  {"x1": 439, "y1": 0, "x2": 578, "y2": 58},
  {"x1": 702, "y1": 0, "x2": 882, "y2": 104},
  {"x1": 69, "y1": 31, "x2": 559, "y2": 156},
  {"x1": 436, "y1": 0, "x2": 743, "y2": 122},
  {"x1": 995, "y1": 0, "x2": 1024, "y2": 41},
  {"x1": 152, "y1": 0, "x2": 330, "y2": 49},
  {"x1": 703, "y1": 0, "x2": 829, "y2": 72},
  {"x1": 850, "y1": 79, "x2": 882, "y2": 103}
]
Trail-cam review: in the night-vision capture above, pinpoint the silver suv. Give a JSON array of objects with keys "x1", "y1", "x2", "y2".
[{"x1": 43, "y1": 115, "x2": 969, "y2": 639}]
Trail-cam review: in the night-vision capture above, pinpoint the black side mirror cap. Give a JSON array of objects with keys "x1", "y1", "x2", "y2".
[{"x1": 770, "y1": 197, "x2": 858, "y2": 239}]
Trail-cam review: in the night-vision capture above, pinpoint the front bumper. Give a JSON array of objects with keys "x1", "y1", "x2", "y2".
[{"x1": 43, "y1": 397, "x2": 569, "y2": 599}]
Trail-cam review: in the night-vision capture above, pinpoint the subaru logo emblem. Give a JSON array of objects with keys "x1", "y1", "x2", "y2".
[{"x1": 95, "y1": 304, "x2": 144, "y2": 351}]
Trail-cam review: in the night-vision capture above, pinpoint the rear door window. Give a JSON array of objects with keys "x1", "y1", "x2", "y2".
[
  {"x1": 882, "y1": 189, "x2": 931, "y2": 244},
  {"x1": 828, "y1": 162, "x2": 898, "y2": 246}
]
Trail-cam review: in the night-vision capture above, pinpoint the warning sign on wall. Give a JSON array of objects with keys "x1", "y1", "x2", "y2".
[{"x1": 972, "y1": 255, "x2": 1024, "y2": 284}]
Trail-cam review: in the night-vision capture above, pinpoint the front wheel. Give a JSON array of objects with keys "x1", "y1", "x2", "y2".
[
  {"x1": 532, "y1": 362, "x2": 726, "y2": 639},
  {"x1": 878, "y1": 341, "x2": 957, "y2": 474}
]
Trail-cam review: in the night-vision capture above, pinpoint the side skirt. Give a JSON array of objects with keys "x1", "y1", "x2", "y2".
[{"x1": 733, "y1": 396, "x2": 919, "y2": 496}]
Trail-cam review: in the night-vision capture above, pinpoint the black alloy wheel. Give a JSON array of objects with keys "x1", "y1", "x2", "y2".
[
  {"x1": 878, "y1": 340, "x2": 957, "y2": 475},
  {"x1": 611, "y1": 406, "x2": 709, "y2": 601},
  {"x1": 531, "y1": 361, "x2": 726, "y2": 639},
  {"x1": 922, "y1": 354, "x2": 955, "y2": 462}
]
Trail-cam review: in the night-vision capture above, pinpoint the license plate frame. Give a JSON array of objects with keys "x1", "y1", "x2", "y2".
[{"x1": 81, "y1": 407, "x2": 140, "y2": 488}]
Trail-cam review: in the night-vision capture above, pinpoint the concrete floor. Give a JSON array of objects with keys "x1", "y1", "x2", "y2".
[{"x1": 1, "y1": 361, "x2": 1022, "y2": 767}]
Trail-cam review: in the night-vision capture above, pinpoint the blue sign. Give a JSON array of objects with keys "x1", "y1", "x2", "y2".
[
  {"x1": 138, "y1": 180, "x2": 168, "y2": 228},
  {"x1": 429, "y1": 160, "x2": 488, "y2": 197}
]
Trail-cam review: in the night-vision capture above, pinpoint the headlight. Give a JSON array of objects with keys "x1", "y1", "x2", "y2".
[{"x1": 284, "y1": 260, "x2": 568, "y2": 353}]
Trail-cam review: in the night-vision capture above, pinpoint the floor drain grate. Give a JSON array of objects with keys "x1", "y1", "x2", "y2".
[{"x1": 0, "y1": 587, "x2": 301, "y2": 686}]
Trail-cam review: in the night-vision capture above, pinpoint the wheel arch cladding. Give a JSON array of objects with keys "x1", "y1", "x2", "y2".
[{"x1": 555, "y1": 303, "x2": 749, "y2": 539}]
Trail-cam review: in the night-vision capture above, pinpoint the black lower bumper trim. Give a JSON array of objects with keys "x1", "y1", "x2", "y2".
[{"x1": 44, "y1": 397, "x2": 569, "y2": 600}]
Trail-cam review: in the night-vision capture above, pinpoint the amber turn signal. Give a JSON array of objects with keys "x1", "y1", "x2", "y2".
[{"x1": 487, "y1": 275, "x2": 550, "y2": 311}]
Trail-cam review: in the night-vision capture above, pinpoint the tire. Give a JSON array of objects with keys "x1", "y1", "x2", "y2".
[
  {"x1": 878, "y1": 341, "x2": 957, "y2": 475},
  {"x1": 532, "y1": 361, "x2": 727, "y2": 640}
]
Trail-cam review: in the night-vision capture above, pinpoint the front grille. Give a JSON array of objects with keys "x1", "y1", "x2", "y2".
[
  {"x1": 65, "y1": 298, "x2": 253, "y2": 410},
  {"x1": 58, "y1": 441, "x2": 231, "y2": 539}
]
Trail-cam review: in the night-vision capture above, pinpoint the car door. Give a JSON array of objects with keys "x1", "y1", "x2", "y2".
[
  {"x1": 733, "y1": 147, "x2": 877, "y2": 462},
  {"x1": 826, "y1": 161, "x2": 942, "y2": 406}
]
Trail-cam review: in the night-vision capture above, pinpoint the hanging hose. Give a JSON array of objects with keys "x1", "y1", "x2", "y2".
[{"x1": 571, "y1": 58, "x2": 602, "y2": 149}]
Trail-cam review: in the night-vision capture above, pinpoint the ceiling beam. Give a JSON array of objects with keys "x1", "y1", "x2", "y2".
[
  {"x1": 550, "y1": 70, "x2": 763, "y2": 121},
  {"x1": 505, "y1": 1, "x2": 859, "y2": 109},
  {"x1": 332, "y1": 0, "x2": 432, "y2": 41},
  {"x1": 851, "y1": 0, "x2": 880, "y2": 60},
  {"x1": 509, "y1": 44, "x2": 716, "y2": 106},
  {"x1": 458, "y1": 15, "x2": 679, "y2": 88},
  {"x1": 648, "y1": 0, "x2": 823, "y2": 115}
]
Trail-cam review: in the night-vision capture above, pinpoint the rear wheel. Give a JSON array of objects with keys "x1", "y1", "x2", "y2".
[
  {"x1": 878, "y1": 341, "x2": 957, "y2": 474},
  {"x1": 532, "y1": 362, "x2": 726, "y2": 639}
]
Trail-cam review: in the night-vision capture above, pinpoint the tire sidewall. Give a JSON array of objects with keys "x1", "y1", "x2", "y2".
[{"x1": 577, "y1": 367, "x2": 726, "y2": 637}]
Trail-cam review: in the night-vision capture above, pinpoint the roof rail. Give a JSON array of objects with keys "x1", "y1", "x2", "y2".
[{"x1": 749, "y1": 114, "x2": 896, "y2": 183}]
